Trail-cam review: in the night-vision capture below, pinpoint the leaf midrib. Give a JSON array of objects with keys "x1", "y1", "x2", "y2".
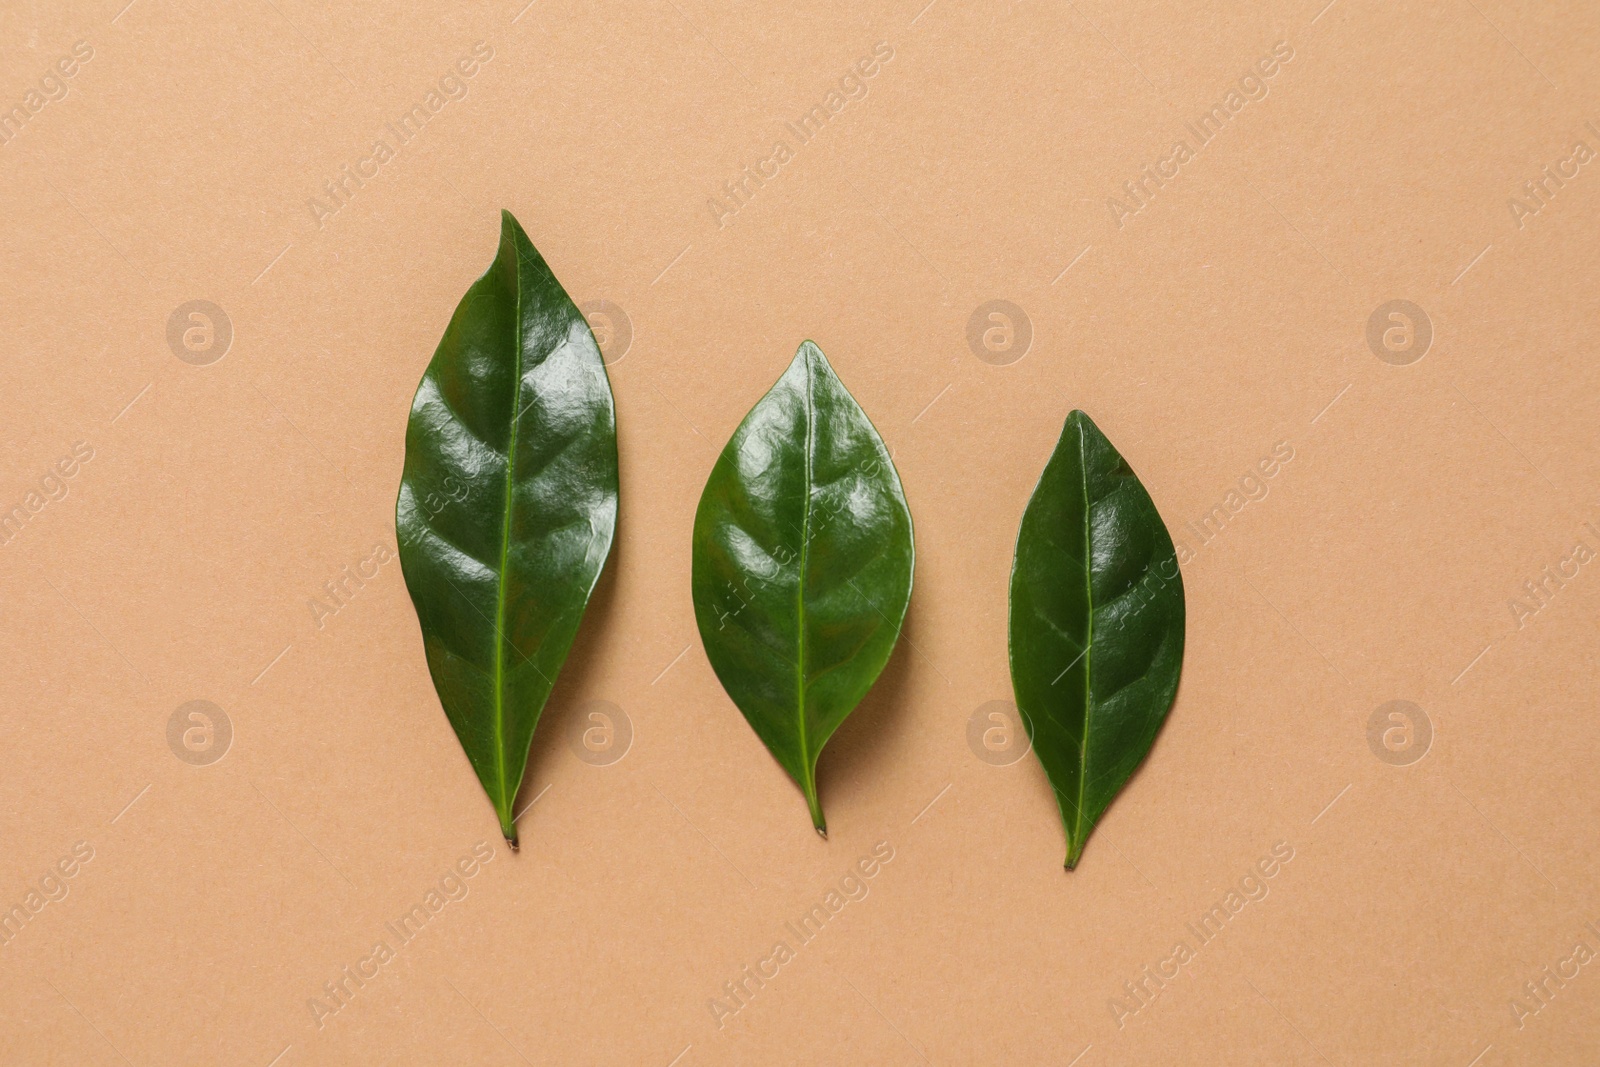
[
  {"x1": 794, "y1": 348, "x2": 815, "y2": 790},
  {"x1": 1074, "y1": 418, "x2": 1092, "y2": 852},
  {"x1": 490, "y1": 243, "x2": 524, "y2": 817}
]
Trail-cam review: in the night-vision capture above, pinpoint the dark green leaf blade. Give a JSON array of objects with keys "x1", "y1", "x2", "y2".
[
  {"x1": 692, "y1": 341, "x2": 913, "y2": 834},
  {"x1": 1009, "y1": 410, "x2": 1184, "y2": 869},
  {"x1": 396, "y1": 210, "x2": 617, "y2": 847}
]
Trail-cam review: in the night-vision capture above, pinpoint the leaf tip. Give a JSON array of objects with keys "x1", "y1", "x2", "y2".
[
  {"x1": 804, "y1": 784, "x2": 827, "y2": 838},
  {"x1": 795, "y1": 338, "x2": 830, "y2": 372},
  {"x1": 505, "y1": 834, "x2": 519, "y2": 852},
  {"x1": 497, "y1": 208, "x2": 531, "y2": 250}
]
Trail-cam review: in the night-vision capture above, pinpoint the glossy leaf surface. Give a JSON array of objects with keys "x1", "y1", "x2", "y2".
[
  {"x1": 396, "y1": 210, "x2": 617, "y2": 847},
  {"x1": 1009, "y1": 410, "x2": 1184, "y2": 869},
  {"x1": 692, "y1": 342, "x2": 913, "y2": 833}
]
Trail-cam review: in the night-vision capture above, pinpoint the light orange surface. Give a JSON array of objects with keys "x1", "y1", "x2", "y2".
[{"x1": 2, "y1": 1, "x2": 1599, "y2": 1063}]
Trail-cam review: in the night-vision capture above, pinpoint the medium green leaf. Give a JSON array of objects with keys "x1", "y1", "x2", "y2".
[
  {"x1": 1009, "y1": 410, "x2": 1184, "y2": 869},
  {"x1": 396, "y1": 210, "x2": 617, "y2": 848},
  {"x1": 692, "y1": 341, "x2": 914, "y2": 834}
]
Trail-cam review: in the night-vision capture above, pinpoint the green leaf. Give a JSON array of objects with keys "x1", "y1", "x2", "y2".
[
  {"x1": 692, "y1": 341, "x2": 914, "y2": 834},
  {"x1": 1009, "y1": 410, "x2": 1185, "y2": 869},
  {"x1": 396, "y1": 210, "x2": 617, "y2": 848}
]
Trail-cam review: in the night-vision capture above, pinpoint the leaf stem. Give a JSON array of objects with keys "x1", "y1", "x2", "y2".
[{"x1": 804, "y1": 777, "x2": 827, "y2": 837}]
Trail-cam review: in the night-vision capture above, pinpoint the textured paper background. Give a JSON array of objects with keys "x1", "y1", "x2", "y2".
[{"x1": 3, "y1": 0, "x2": 1599, "y2": 1063}]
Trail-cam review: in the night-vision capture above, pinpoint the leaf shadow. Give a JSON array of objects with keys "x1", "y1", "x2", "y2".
[
  {"x1": 512, "y1": 533, "x2": 624, "y2": 830},
  {"x1": 813, "y1": 594, "x2": 923, "y2": 826}
]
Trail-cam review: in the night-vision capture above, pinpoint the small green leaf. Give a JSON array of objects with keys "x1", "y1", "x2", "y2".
[
  {"x1": 1009, "y1": 410, "x2": 1185, "y2": 869},
  {"x1": 396, "y1": 210, "x2": 617, "y2": 848},
  {"x1": 692, "y1": 341, "x2": 914, "y2": 834}
]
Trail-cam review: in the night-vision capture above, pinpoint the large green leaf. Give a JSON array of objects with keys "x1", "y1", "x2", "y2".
[
  {"x1": 396, "y1": 210, "x2": 617, "y2": 848},
  {"x1": 691, "y1": 341, "x2": 913, "y2": 834},
  {"x1": 1009, "y1": 410, "x2": 1184, "y2": 869}
]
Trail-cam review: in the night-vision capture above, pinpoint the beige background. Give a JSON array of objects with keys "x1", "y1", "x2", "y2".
[{"x1": 3, "y1": 0, "x2": 1599, "y2": 1063}]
